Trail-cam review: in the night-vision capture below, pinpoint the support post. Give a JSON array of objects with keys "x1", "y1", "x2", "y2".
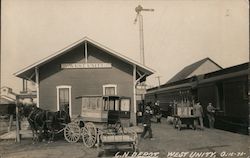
[
  {"x1": 139, "y1": 14, "x2": 145, "y2": 65},
  {"x1": 15, "y1": 96, "x2": 20, "y2": 143},
  {"x1": 8, "y1": 114, "x2": 13, "y2": 132},
  {"x1": 35, "y1": 67, "x2": 39, "y2": 107},
  {"x1": 22, "y1": 79, "x2": 25, "y2": 92},
  {"x1": 85, "y1": 41, "x2": 88, "y2": 63},
  {"x1": 133, "y1": 65, "x2": 137, "y2": 125}
]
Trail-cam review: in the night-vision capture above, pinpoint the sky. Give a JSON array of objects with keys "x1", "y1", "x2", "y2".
[{"x1": 1, "y1": 0, "x2": 249, "y2": 93}]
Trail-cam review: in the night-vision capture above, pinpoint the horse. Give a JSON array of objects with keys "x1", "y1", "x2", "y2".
[
  {"x1": 19, "y1": 104, "x2": 71, "y2": 143},
  {"x1": 44, "y1": 109, "x2": 71, "y2": 142},
  {"x1": 19, "y1": 104, "x2": 46, "y2": 142}
]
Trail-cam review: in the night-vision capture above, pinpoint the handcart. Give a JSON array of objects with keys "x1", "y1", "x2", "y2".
[
  {"x1": 173, "y1": 115, "x2": 197, "y2": 130},
  {"x1": 172, "y1": 104, "x2": 197, "y2": 130}
]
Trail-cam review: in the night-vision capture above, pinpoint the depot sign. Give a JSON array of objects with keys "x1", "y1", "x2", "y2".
[{"x1": 61, "y1": 63, "x2": 112, "y2": 69}]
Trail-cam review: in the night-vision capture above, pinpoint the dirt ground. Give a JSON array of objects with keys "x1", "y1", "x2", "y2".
[{"x1": 0, "y1": 118, "x2": 249, "y2": 158}]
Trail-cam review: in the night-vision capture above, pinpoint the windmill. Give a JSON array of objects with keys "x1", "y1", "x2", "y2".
[{"x1": 134, "y1": 5, "x2": 154, "y2": 65}]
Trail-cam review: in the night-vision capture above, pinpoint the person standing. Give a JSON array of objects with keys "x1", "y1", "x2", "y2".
[
  {"x1": 207, "y1": 103, "x2": 216, "y2": 128},
  {"x1": 156, "y1": 110, "x2": 162, "y2": 123},
  {"x1": 141, "y1": 106, "x2": 153, "y2": 139},
  {"x1": 193, "y1": 102, "x2": 204, "y2": 130},
  {"x1": 154, "y1": 101, "x2": 162, "y2": 123}
]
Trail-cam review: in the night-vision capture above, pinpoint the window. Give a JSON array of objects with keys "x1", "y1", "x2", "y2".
[
  {"x1": 103, "y1": 84, "x2": 117, "y2": 96},
  {"x1": 57, "y1": 85, "x2": 71, "y2": 116},
  {"x1": 81, "y1": 97, "x2": 102, "y2": 110},
  {"x1": 103, "y1": 97, "x2": 119, "y2": 111},
  {"x1": 108, "y1": 100, "x2": 119, "y2": 111},
  {"x1": 109, "y1": 100, "x2": 115, "y2": 110}
]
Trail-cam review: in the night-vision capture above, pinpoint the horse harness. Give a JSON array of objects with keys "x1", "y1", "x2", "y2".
[{"x1": 27, "y1": 107, "x2": 45, "y2": 129}]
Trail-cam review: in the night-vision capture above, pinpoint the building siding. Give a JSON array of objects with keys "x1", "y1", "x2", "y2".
[{"x1": 39, "y1": 43, "x2": 134, "y2": 118}]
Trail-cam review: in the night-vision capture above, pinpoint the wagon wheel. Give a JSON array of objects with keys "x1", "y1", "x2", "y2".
[
  {"x1": 64, "y1": 122, "x2": 81, "y2": 143},
  {"x1": 82, "y1": 122, "x2": 97, "y2": 148}
]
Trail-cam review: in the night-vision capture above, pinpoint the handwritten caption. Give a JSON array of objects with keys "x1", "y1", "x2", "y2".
[
  {"x1": 167, "y1": 151, "x2": 248, "y2": 158},
  {"x1": 115, "y1": 152, "x2": 160, "y2": 158},
  {"x1": 114, "y1": 151, "x2": 249, "y2": 158}
]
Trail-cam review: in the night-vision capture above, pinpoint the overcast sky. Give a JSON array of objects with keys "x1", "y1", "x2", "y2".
[{"x1": 1, "y1": 0, "x2": 249, "y2": 93}]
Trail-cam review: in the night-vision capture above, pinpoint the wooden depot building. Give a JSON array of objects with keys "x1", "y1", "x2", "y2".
[{"x1": 14, "y1": 37, "x2": 154, "y2": 124}]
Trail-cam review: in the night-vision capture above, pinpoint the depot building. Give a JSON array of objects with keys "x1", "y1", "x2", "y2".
[{"x1": 15, "y1": 37, "x2": 154, "y2": 123}]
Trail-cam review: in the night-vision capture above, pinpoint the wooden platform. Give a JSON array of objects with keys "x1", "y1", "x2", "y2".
[{"x1": 0, "y1": 130, "x2": 33, "y2": 140}]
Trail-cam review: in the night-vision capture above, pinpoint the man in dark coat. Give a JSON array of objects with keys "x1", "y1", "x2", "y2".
[{"x1": 140, "y1": 105, "x2": 153, "y2": 139}]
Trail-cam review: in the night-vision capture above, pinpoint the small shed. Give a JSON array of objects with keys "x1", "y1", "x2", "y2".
[{"x1": 0, "y1": 87, "x2": 16, "y2": 116}]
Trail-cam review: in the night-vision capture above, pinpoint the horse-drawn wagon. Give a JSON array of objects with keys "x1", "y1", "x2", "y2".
[
  {"x1": 18, "y1": 95, "x2": 138, "y2": 152},
  {"x1": 63, "y1": 95, "x2": 138, "y2": 151}
]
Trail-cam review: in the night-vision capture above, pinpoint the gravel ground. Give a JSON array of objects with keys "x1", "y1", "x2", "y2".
[{"x1": 0, "y1": 118, "x2": 249, "y2": 158}]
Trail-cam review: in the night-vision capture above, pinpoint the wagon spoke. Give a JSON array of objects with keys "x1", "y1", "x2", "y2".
[
  {"x1": 64, "y1": 122, "x2": 81, "y2": 143},
  {"x1": 82, "y1": 122, "x2": 97, "y2": 148}
]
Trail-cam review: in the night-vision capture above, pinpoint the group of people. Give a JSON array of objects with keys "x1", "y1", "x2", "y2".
[
  {"x1": 140, "y1": 100, "x2": 217, "y2": 140},
  {"x1": 193, "y1": 102, "x2": 216, "y2": 129}
]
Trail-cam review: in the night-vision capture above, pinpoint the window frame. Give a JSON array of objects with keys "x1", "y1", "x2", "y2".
[
  {"x1": 56, "y1": 85, "x2": 72, "y2": 117},
  {"x1": 102, "y1": 84, "x2": 117, "y2": 96}
]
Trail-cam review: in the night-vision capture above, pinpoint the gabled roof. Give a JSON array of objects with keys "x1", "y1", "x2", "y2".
[
  {"x1": 167, "y1": 57, "x2": 222, "y2": 83},
  {"x1": 147, "y1": 62, "x2": 248, "y2": 93},
  {"x1": 14, "y1": 37, "x2": 155, "y2": 79}
]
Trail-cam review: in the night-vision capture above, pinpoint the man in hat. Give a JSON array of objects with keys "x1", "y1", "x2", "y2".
[
  {"x1": 154, "y1": 100, "x2": 162, "y2": 123},
  {"x1": 193, "y1": 102, "x2": 204, "y2": 130},
  {"x1": 207, "y1": 103, "x2": 216, "y2": 128},
  {"x1": 141, "y1": 105, "x2": 153, "y2": 139}
]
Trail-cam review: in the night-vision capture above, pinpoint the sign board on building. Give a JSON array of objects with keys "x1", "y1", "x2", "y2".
[{"x1": 61, "y1": 63, "x2": 112, "y2": 69}]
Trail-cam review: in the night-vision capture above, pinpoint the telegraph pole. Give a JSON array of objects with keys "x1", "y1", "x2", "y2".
[{"x1": 134, "y1": 5, "x2": 154, "y2": 65}]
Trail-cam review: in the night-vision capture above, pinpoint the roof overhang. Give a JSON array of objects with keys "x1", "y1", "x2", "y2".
[
  {"x1": 147, "y1": 82, "x2": 195, "y2": 94},
  {"x1": 14, "y1": 37, "x2": 155, "y2": 80}
]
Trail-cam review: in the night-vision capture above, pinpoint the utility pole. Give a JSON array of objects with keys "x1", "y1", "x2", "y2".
[
  {"x1": 156, "y1": 76, "x2": 162, "y2": 87},
  {"x1": 134, "y1": 5, "x2": 154, "y2": 65}
]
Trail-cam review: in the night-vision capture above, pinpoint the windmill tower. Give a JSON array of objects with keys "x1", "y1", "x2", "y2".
[{"x1": 134, "y1": 5, "x2": 154, "y2": 65}]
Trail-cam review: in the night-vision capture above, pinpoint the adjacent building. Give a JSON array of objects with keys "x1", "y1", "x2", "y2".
[{"x1": 0, "y1": 87, "x2": 17, "y2": 116}]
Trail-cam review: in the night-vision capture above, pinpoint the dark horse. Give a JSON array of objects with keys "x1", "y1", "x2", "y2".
[
  {"x1": 45, "y1": 109, "x2": 71, "y2": 141},
  {"x1": 19, "y1": 104, "x2": 71, "y2": 142}
]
